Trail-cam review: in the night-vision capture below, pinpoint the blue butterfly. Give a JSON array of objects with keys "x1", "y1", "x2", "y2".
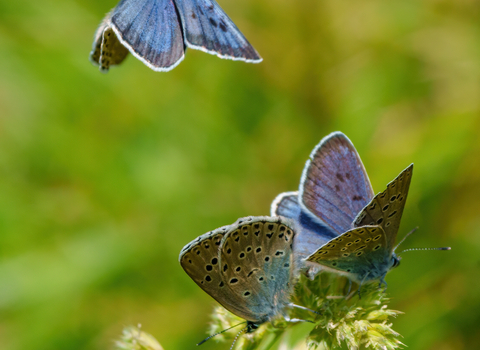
[
  {"x1": 271, "y1": 132, "x2": 413, "y2": 288},
  {"x1": 90, "y1": 0, "x2": 261, "y2": 72}
]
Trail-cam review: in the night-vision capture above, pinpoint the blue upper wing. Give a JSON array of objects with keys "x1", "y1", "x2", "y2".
[
  {"x1": 271, "y1": 192, "x2": 337, "y2": 263},
  {"x1": 173, "y1": 0, "x2": 261, "y2": 62},
  {"x1": 299, "y1": 132, "x2": 374, "y2": 234},
  {"x1": 111, "y1": 0, "x2": 185, "y2": 71}
]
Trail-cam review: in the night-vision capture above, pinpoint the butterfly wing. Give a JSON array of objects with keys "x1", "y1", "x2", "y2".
[
  {"x1": 109, "y1": 0, "x2": 185, "y2": 71},
  {"x1": 90, "y1": 13, "x2": 130, "y2": 72},
  {"x1": 174, "y1": 0, "x2": 261, "y2": 62},
  {"x1": 218, "y1": 216, "x2": 295, "y2": 323},
  {"x1": 270, "y1": 191, "x2": 301, "y2": 219},
  {"x1": 271, "y1": 191, "x2": 337, "y2": 262},
  {"x1": 299, "y1": 132, "x2": 374, "y2": 234},
  {"x1": 353, "y1": 164, "x2": 413, "y2": 251},
  {"x1": 179, "y1": 224, "x2": 232, "y2": 310},
  {"x1": 306, "y1": 225, "x2": 391, "y2": 283}
]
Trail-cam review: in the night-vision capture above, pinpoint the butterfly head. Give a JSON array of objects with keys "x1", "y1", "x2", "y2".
[{"x1": 246, "y1": 321, "x2": 260, "y2": 333}]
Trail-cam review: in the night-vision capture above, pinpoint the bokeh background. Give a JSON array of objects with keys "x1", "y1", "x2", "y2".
[{"x1": 0, "y1": 0, "x2": 479, "y2": 349}]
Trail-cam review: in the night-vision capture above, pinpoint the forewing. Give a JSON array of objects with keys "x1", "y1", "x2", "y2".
[
  {"x1": 219, "y1": 216, "x2": 295, "y2": 323},
  {"x1": 179, "y1": 224, "x2": 230, "y2": 309},
  {"x1": 353, "y1": 164, "x2": 413, "y2": 251},
  {"x1": 110, "y1": 0, "x2": 185, "y2": 71},
  {"x1": 306, "y1": 226, "x2": 389, "y2": 281},
  {"x1": 174, "y1": 0, "x2": 261, "y2": 62},
  {"x1": 300, "y1": 132, "x2": 374, "y2": 234}
]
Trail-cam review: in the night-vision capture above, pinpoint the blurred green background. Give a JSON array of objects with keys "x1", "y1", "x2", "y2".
[{"x1": 0, "y1": 0, "x2": 479, "y2": 349}]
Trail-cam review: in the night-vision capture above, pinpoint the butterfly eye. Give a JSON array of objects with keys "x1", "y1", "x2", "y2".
[{"x1": 392, "y1": 257, "x2": 401, "y2": 268}]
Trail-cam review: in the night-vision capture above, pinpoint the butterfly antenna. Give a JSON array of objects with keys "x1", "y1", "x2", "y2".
[
  {"x1": 229, "y1": 326, "x2": 248, "y2": 350},
  {"x1": 197, "y1": 322, "x2": 247, "y2": 346},
  {"x1": 400, "y1": 247, "x2": 451, "y2": 253},
  {"x1": 393, "y1": 226, "x2": 419, "y2": 252}
]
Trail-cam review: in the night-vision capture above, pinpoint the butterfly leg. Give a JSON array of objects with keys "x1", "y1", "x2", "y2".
[
  {"x1": 284, "y1": 316, "x2": 314, "y2": 324},
  {"x1": 357, "y1": 273, "x2": 370, "y2": 299},
  {"x1": 378, "y1": 277, "x2": 388, "y2": 292},
  {"x1": 288, "y1": 303, "x2": 321, "y2": 315},
  {"x1": 346, "y1": 279, "x2": 353, "y2": 295}
]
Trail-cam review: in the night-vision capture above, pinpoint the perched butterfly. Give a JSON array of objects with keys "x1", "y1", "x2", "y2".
[
  {"x1": 179, "y1": 216, "x2": 314, "y2": 345},
  {"x1": 272, "y1": 132, "x2": 416, "y2": 288},
  {"x1": 90, "y1": 0, "x2": 261, "y2": 72}
]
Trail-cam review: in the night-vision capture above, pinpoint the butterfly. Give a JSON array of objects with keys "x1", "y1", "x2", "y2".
[
  {"x1": 271, "y1": 131, "x2": 413, "y2": 287},
  {"x1": 179, "y1": 216, "x2": 312, "y2": 344},
  {"x1": 90, "y1": 0, "x2": 261, "y2": 72}
]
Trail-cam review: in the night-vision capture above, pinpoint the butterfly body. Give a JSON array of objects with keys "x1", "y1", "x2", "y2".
[
  {"x1": 179, "y1": 216, "x2": 295, "y2": 326},
  {"x1": 90, "y1": 0, "x2": 261, "y2": 72}
]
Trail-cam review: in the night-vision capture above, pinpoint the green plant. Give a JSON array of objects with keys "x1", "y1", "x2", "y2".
[
  {"x1": 207, "y1": 273, "x2": 404, "y2": 350},
  {"x1": 115, "y1": 325, "x2": 164, "y2": 350}
]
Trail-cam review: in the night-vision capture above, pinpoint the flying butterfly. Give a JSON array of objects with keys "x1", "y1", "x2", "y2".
[
  {"x1": 179, "y1": 216, "x2": 315, "y2": 346},
  {"x1": 90, "y1": 0, "x2": 261, "y2": 72}
]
